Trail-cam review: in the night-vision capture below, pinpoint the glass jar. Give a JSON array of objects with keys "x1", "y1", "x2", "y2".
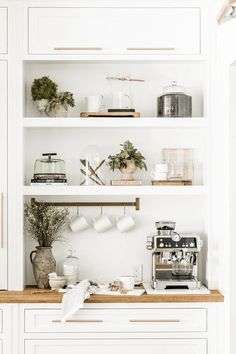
[
  {"x1": 162, "y1": 148, "x2": 194, "y2": 182},
  {"x1": 33, "y1": 153, "x2": 66, "y2": 180},
  {"x1": 80, "y1": 145, "x2": 106, "y2": 186},
  {"x1": 60, "y1": 251, "x2": 80, "y2": 286}
]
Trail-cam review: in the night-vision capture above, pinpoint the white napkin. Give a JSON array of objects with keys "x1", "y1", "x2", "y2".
[{"x1": 61, "y1": 280, "x2": 97, "y2": 322}]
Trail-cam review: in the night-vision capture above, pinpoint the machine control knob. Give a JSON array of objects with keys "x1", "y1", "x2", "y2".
[
  {"x1": 159, "y1": 242, "x2": 164, "y2": 248},
  {"x1": 190, "y1": 242, "x2": 195, "y2": 247}
]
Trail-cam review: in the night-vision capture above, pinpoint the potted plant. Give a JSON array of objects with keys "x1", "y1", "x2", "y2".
[
  {"x1": 31, "y1": 76, "x2": 57, "y2": 116},
  {"x1": 47, "y1": 91, "x2": 75, "y2": 117},
  {"x1": 25, "y1": 201, "x2": 69, "y2": 289},
  {"x1": 107, "y1": 140, "x2": 147, "y2": 180}
]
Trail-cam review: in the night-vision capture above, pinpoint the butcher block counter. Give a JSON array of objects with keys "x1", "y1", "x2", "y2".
[{"x1": 0, "y1": 287, "x2": 224, "y2": 303}]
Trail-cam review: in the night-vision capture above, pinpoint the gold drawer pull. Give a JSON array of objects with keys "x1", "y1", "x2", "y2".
[
  {"x1": 129, "y1": 319, "x2": 180, "y2": 323},
  {"x1": 52, "y1": 320, "x2": 103, "y2": 323},
  {"x1": 54, "y1": 47, "x2": 102, "y2": 51},
  {"x1": 127, "y1": 47, "x2": 175, "y2": 51}
]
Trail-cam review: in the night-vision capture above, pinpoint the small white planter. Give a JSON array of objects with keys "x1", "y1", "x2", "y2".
[
  {"x1": 34, "y1": 99, "x2": 49, "y2": 116},
  {"x1": 120, "y1": 160, "x2": 137, "y2": 180}
]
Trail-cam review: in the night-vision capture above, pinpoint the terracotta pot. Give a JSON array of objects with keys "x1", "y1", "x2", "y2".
[
  {"x1": 120, "y1": 160, "x2": 137, "y2": 180},
  {"x1": 30, "y1": 246, "x2": 56, "y2": 289}
]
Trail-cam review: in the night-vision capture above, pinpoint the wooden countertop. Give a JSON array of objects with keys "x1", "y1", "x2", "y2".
[{"x1": 0, "y1": 288, "x2": 224, "y2": 304}]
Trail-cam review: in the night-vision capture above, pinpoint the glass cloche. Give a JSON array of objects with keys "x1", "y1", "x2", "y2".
[
  {"x1": 33, "y1": 153, "x2": 66, "y2": 180},
  {"x1": 60, "y1": 250, "x2": 80, "y2": 286}
]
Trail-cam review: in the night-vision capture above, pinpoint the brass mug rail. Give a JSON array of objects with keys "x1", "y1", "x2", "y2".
[
  {"x1": 31, "y1": 197, "x2": 140, "y2": 211},
  {"x1": 52, "y1": 319, "x2": 103, "y2": 323}
]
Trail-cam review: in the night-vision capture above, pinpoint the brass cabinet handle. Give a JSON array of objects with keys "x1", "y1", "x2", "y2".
[
  {"x1": 54, "y1": 47, "x2": 102, "y2": 51},
  {"x1": 0, "y1": 192, "x2": 3, "y2": 248},
  {"x1": 127, "y1": 47, "x2": 175, "y2": 51},
  {"x1": 129, "y1": 319, "x2": 180, "y2": 323},
  {"x1": 52, "y1": 319, "x2": 103, "y2": 323}
]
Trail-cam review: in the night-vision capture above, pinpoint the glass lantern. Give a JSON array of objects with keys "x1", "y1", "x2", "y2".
[
  {"x1": 162, "y1": 148, "x2": 194, "y2": 182},
  {"x1": 80, "y1": 145, "x2": 106, "y2": 186},
  {"x1": 60, "y1": 250, "x2": 80, "y2": 286}
]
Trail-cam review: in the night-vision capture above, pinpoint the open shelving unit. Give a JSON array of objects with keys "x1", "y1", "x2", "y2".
[{"x1": 23, "y1": 185, "x2": 207, "y2": 196}]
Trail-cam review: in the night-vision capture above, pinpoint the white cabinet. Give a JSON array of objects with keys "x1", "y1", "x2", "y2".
[
  {"x1": 0, "y1": 61, "x2": 8, "y2": 289},
  {"x1": 0, "y1": 8, "x2": 7, "y2": 54},
  {"x1": 28, "y1": 7, "x2": 200, "y2": 55},
  {"x1": 24, "y1": 307, "x2": 207, "y2": 333},
  {"x1": 24, "y1": 339, "x2": 206, "y2": 354}
]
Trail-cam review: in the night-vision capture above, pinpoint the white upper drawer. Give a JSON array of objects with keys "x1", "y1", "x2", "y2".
[
  {"x1": 28, "y1": 7, "x2": 200, "y2": 55},
  {"x1": 24, "y1": 307, "x2": 207, "y2": 333},
  {"x1": 0, "y1": 8, "x2": 7, "y2": 54}
]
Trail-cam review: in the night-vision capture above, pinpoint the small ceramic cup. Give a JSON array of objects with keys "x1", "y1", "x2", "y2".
[
  {"x1": 70, "y1": 208, "x2": 90, "y2": 233},
  {"x1": 93, "y1": 207, "x2": 113, "y2": 233},
  {"x1": 48, "y1": 273, "x2": 65, "y2": 291},
  {"x1": 116, "y1": 206, "x2": 135, "y2": 233},
  {"x1": 151, "y1": 163, "x2": 168, "y2": 181},
  {"x1": 116, "y1": 276, "x2": 135, "y2": 291},
  {"x1": 117, "y1": 215, "x2": 135, "y2": 233}
]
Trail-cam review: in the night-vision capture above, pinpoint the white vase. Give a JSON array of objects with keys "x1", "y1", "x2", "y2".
[
  {"x1": 48, "y1": 104, "x2": 68, "y2": 117},
  {"x1": 120, "y1": 160, "x2": 137, "y2": 180},
  {"x1": 34, "y1": 99, "x2": 49, "y2": 116}
]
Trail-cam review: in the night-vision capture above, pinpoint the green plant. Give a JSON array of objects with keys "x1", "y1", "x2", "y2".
[
  {"x1": 107, "y1": 140, "x2": 147, "y2": 171},
  {"x1": 25, "y1": 201, "x2": 69, "y2": 247},
  {"x1": 47, "y1": 91, "x2": 75, "y2": 112},
  {"x1": 31, "y1": 76, "x2": 57, "y2": 101}
]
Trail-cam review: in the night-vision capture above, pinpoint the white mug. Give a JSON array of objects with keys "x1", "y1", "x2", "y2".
[
  {"x1": 111, "y1": 91, "x2": 133, "y2": 109},
  {"x1": 86, "y1": 95, "x2": 105, "y2": 112},
  {"x1": 70, "y1": 215, "x2": 90, "y2": 232},
  {"x1": 151, "y1": 163, "x2": 168, "y2": 181},
  {"x1": 116, "y1": 276, "x2": 135, "y2": 291},
  {"x1": 93, "y1": 214, "x2": 113, "y2": 233},
  {"x1": 116, "y1": 215, "x2": 135, "y2": 233}
]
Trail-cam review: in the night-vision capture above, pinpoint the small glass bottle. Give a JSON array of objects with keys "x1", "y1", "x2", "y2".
[{"x1": 60, "y1": 250, "x2": 80, "y2": 286}]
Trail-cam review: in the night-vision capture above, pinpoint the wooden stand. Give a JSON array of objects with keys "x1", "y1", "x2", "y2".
[
  {"x1": 151, "y1": 180, "x2": 193, "y2": 186},
  {"x1": 80, "y1": 112, "x2": 140, "y2": 118}
]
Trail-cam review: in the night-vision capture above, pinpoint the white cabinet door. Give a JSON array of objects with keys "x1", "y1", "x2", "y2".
[
  {"x1": 28, "y1": 7, "x2": 200, "y2": 55},
  {"x1": 0, "y1": 8, "x2": 7, "y2": 54},
  {"x1": 25, "y1": 339, "x2": 206, "y2": 354},
  {"x1": 0, "y1": 61, "x2": 8, "y2": 289}
]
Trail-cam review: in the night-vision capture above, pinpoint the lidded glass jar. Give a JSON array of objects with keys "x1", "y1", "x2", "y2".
[
  {"x1": 60, "y1": 250, "x2": 80, "y2": 286},
  {"x1": 80, "y1": 145, "x2": 106, "y2": 186},
  {"x1": 157, "y1": 81, "x2": 192, "y2": 118},
  {"x1": 162, "y1": 148, "x2": 194, "y2": 182},
  {"x1": 33, "y1": 153, "x2": 66, "y2": 179}
]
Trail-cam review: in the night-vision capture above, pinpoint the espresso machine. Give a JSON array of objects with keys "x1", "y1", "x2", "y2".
[{"x1": 146, "y1": 221, "x2": 203, "y2": 290}]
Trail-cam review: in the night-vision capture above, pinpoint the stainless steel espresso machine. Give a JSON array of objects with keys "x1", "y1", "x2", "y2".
[{"x1": 146, "y1": 221, "x2": 203, "y2": 290}]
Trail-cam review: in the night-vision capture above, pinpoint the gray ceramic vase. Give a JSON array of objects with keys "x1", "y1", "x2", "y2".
[{"x1": 30, "y1": 246, "x2": 56, "y2": 289}]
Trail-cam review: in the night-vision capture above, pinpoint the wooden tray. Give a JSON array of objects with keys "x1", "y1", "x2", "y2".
[
  {"x1": 80, "y1": 111, "x2": 140, "y2": 118},
  {"x1": 151, "y1": 180, "x2": 192, "y2": 186}
]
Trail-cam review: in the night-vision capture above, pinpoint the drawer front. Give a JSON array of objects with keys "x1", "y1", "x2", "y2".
[
  {"x1": 24, "y1": 308, "x2": 206, "y2": 333},
  {"x1": 0, "y1": 8, "x2": 7, "y2": 54},
  {"x1": 25, "y1": 339, "x2": 207, "y2": 354},
  {"x1": 28, "y1": 7, "x2": 200, "y2": 55}
]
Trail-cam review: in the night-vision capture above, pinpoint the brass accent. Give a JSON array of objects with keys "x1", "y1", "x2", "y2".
[
  {"x1": 31, "y1": 198, "x2": 140, "y2": 211},
  {"x1": 52, "y1": 320, "x2": 103, "y2": 323},
  {"x1": 127, "y1": 47, "x2": 175, "y2": 51},
  {"x1": 54, "y1": 47, "x2": 102, "y2": 51},
  {"x1": 129, "y1": 319, "x2": 180, "y2": 323}
]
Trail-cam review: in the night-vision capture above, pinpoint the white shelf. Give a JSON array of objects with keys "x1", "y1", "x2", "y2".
[
  {"x1": 23, "y1": 185, "x2": 206, "y2": 196},
  {"x1": 23, "y1": 117, "x2": 206, "y2": 129}
]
